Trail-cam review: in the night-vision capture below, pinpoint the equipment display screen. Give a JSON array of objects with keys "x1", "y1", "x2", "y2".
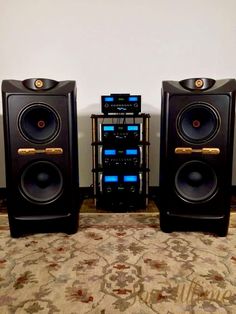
[
  {"x1": 104, "y1": 175, "x2": 118, "y2": 182},
  {"x1": 128, "y1": 96, "x2": 138, "y2": 102},
  {"x1": 127, "y1": 125, "x2": 139, "y2": 131},
  {"x1": 104, "y1": 149, "x2": 116, "y2": 156},
  {"x1": 104, "y1": 97, "x2": 114, "y2": 102},
  {"x1": 123, "y1": 175, "x2": 138, "y2": 182},
  {"x1": 103, "y1": 125, "x2": 115, "y2": 131},
  {"x1": 126, "y1": 149, "x2": 138, "y2": 155}
]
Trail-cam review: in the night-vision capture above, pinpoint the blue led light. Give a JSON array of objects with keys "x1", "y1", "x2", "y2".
[
  {"x1": 127, "y1": 125, "x2": 139, "y2": 131},
  {"x1": 104, "y1": 96, "x2": 114, "y2": 102},
  {"x1": 104, "y1": 175, "x2": 118, "y2": 183},
  {"x1": 104, "y1": 149, "x2": 116, "y2": 156},
  {"x1": 103, "y1": 125, "x2": 115, "y2": 131},
  {"x1": 123, "y1": 175, "x2": 138, "y2": 182},
  {"x1": 128, "y1": 96, "x2": 138, "y2": 102},
  {"x1": 126, "y1": 149, "x2": 138, "y2": 155}
]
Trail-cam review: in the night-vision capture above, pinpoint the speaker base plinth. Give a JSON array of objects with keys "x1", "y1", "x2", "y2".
[
  {"x1": 160, "y1": 212, "x2": 230, "y2": 237},
  {"x1": 8, "y1": 213, "x2": 79, "y2": 238}
]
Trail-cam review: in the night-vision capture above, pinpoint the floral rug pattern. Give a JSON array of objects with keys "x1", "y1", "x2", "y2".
[{"x1": 1, "y1": 212, "x2": 236, "y2": 313}]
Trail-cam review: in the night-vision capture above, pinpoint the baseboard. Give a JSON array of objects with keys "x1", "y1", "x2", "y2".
[
  {"x1": 0, "y1": 188, "x2": 6, "y2": 199},
  {"x1": 79, "y1": 186, "x2": 94, "y2": 199}
]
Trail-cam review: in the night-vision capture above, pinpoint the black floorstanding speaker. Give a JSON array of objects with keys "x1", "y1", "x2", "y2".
[
  {"x1": 159, "y1": 78, "x2": 236, "y2": 236},
  {"x1": 2, "y1": 78, "x2": 80, "y2": 237}
]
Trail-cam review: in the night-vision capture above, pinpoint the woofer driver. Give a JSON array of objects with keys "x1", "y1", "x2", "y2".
[
  {"x1": 19, "y1": 104, "x2": 60, "y2": 143},
  {"x1": 175, "y1": 160, "x2": 218, "y2": 202},
  {"x1": 20, "y1": 161, "x2": 63, "y2": 203},
  {"x1": 177, "y1": 103, "x2": 220, "y2": 143}
]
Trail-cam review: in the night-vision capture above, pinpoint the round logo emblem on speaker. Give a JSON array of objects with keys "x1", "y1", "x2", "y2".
[
  {"x1": 20, "y1": 161, "x2": 63, "y2": 203},
  {"x1": 175, "y1": 160, "x2": 218, "y2": 202},
  {"x1": 34, "y1": 79, "x2": 44, "y2": 89},
  {"x1": 177, "y1": 103, "x2": 220, "y2": 144},
  {"x1": 18, "y1": 104, "x2": 60, "y2": 144},
  {"x1": 195, "y1": 79, "x2": 204, "y2": 88}
]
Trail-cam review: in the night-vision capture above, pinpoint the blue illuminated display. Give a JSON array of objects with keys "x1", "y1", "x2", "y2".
[
  {"x1": 128, "y1": 96, "x2": 138, "y2": 102},
  {"x1": 104, "y1": 149, "x2": 116, "y2": 156},
  {"x1": 123, "y1": 175, "x2": 138, "y2": 182},
  {"x1": 103, "y1": 125, "x2": 115, "y2": 131},
  {"x1": 104, "y1": 96, "x2": 114, "y2": 102},
  {"x1": 126, "y1": 149, "x2": 138, "y2": 155},
  {"x1": 104, "y1": 175, "x2": 118, "y2": 183},
  {"x1": 127, "y1": 125, "x2": 139, "y2": 131}
]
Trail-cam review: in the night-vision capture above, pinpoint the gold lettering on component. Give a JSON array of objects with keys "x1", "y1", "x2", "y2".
[
  {"x1": 45, "y1": 148, "x2": 63, "y2": 155},
  {"x1": 18, "y1": 148, "x2": 36, "y2": 155},
  {"x1": 175, "y1": 147, "x2": 193, "y2": 154},
  {"x1": 175, "y1": 147, "x2": 220, "y2": 155},
  {"x1": 18, "y1": 148, "x2": 63, "y2": 155},
  {"x1": 201, "y1": 148, "x2": 220, "y2": 155}
]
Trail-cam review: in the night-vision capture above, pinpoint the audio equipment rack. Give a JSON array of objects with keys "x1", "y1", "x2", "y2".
[{"x1": 91, "y1": 113, "x2": 150, "y2": 211}]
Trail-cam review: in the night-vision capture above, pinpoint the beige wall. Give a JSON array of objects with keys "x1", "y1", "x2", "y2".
[{"x1": 0, "y1": 0, "x2": 236, "y2": 187}]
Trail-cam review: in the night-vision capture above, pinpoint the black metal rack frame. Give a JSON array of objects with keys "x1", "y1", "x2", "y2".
[{"x1": 91, "y1": 113, "x2": 150, "y2": 210}]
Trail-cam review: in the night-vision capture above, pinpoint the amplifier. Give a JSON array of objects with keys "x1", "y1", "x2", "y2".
[
  {"x1": 101, "y1": 174, "x2": 141, "y2": 195},
  {"x1": 101, "y1": 94, "x2": 141, "y2": 114},
  {"x1": 102, "y1": 147, "x2": 140, "y2": 168},
  {"x1": 100, "y1": 173, "x2": 142, "y2": 210},
  {"x1": 101, "y1": 124, "x2": 141, "y2": 143}
]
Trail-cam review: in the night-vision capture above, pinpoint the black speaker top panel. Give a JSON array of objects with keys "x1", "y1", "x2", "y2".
[
  {"x1": 180, "y1": 78, "x2": 215, "y2": 91},
  {"x1": 22, "y1": 78, "x2": 58, "y2": 91},
  {"x1": 2, "y1": 78, "x2": 76, "y2": 94},
  {"x1": 162, "y1": 78, "x2": 236, "y2": 94}
]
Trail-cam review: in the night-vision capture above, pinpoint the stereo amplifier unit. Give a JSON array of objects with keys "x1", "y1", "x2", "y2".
[
  {"x1": 102, "y1": 147, "x2": 140, "y2": 168},
  {"x1": 101, "y1": 124, "x2": 141, "y2": 144},
  {"x1": 100, "y1": 173, "x2": 142, "y2": 210},
  {"x1": 101, "y1": 94, "x2": 141, "y2": 114},
  {"x1": 101, "y1": 173, "x2": 140, "y2": 195}
]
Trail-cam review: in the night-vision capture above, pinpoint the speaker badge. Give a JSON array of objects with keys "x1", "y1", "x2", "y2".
[
  {"x1": 195, "y1": 79, "x2": 204, "y2": 88},
  {"x1": 34, "y1": 79, "x2": 44, "y2": 89},
  {"x1": 18, "y1": 148, "x2": 63, "y2": 155},
  {"x1": 175, "y1": 147, "x2": 220, "y2": 155}
]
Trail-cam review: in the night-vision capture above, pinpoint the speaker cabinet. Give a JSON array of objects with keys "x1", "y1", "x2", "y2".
[
  {"x1": 159, "y1": 78, "x2": 236, "y2": 236},
  {"x1": 2, "y1": 78, "x2": 79, "y2": 237}
]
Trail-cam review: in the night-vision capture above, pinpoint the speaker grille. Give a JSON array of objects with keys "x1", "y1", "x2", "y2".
[
  {"x1": 177, "y1": 103, "x2": 220, "y2": 143},
  {"x1": 19, "y1": 104, "x2": 60, "y2": 144},
  {"x1": 20, "y1": 161, "x2": 63, "y2": 203},
  {"x1": 175, "y1": 160, "x2": 218, "y2": 202}
]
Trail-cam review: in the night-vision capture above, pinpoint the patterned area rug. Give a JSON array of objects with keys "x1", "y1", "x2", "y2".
[{"x1": 1, "y1": 212, "x2": 236, "y2": 314}]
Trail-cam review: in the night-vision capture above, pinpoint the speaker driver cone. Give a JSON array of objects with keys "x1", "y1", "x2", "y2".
[
  {"x1": 20, "y1": 161, "x2": 63, "y2": 203},
  {"x1": 175, "y1": 161, "x2": 217, "y2": 202},
  {"x1": 177, "y1": 103, "x2": 220, "y2": 143},
  {"x1": 19, "y1": 104, "x2": 60, "y2": 143}
]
